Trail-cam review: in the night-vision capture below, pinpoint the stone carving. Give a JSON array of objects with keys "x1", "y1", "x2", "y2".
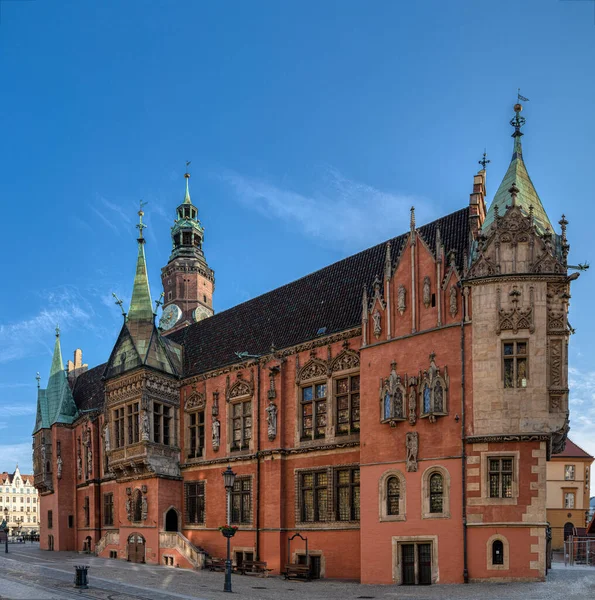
[
  {"x1": 423, "y1": 276, "x2": 431, "y2": 308},
  {"x1": 372, "y1": 310, "x2": 382, "y2": 339},
  {"x1": 406, "y1": 432, "x2": 419, "y2": 472},
  {"x1": 549, "y1": 394, "x2": 564, "y2": 413},
  {"x1": 496, "y1": 286, "x2": 535, "y2": 335},
  {"x1": 141, "y1": 495, "x2": 148, "y2": 521},
  {"x1": 298, "y1": 359, "x2": 327, "y2": 383},
  {"x1": 408, "y1": 380, "x2": 417, "y2": 425},
  {"x1": 212, "y1": 391, "x2": 219, "y2": 416},
  {"x1": 551, "y1": 414, "x2": 570, "y2": 455},
  {"x1": 379, "y1": 361, "x2": 406, "y2": 422},
  {"x1": 56, "y1": 455, "x2": 63, "y2": 480},
  {"x1": 267, "y1": 368, "x2": 277, "y2": 400},
  {"x1": 398, "y1": 285, "x2": 406, "y2": 316},
  {"x1": 229, "y1": 380, "x2": 251, "y2": 399},
  {"x1": 103, "y1": 424, "x2": 110, "y2": 452},
  {"x1": 266, "y1": 400, "x2": 278, "y2": 441},
  {"x1": 77, "y1": 453, "x2": 83, "y2": 479},
  {"x1": 449, "y1": 286, "x2": 458, "y2": 317},
  {"x1": 331, "y1": 349, "x2": 359, "y2": 373},
  {"x1": 141, "y1": 411, "x2": 150, "y2": 441},
  {"x1": 550, "y1": 340, "x2": 563, "y2": 388},
  {"x1": 418, "y1": 352, "x2": 449, "y2": 421},
  {"x1": 212, "y1": 417, "x2": 220, "y2": 451},
  {"x1": 86, "y1": 445, "x2": 93, "y2": 478},
  {"x1": 187, "y1": 389, "x2": 206, "y2": 410},
  {"x1": 126, "y1": 497, "x2": 132, "y2": 521}
]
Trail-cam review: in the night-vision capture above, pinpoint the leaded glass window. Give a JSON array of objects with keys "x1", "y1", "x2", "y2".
[
  {"x1": 231, "y1": 400, "x2": 252, "y2": 451},
  {"x1": 301, "y1": 383, "x2": 327, "y2": 440},
  {"x1": 231, "y1": 478, "x2": 252, "y2": 524},
  {"x1": 434, "y1": 381, "x2": 444, "y2": 413},
  {"x1": 336, "y1": 375, "x2": 360, "y2": 436},
  {"x1": 393, "y1": 388, "x2": 404, "y2": 419},
  {"x1": 300, "y1": 471, "x2": 328, "y2": 522},
  {"x1": 114, "y1": 407, "x2": 125, "y2": 448},
  {"x1": 127, "y1": 402, "x2": 140, "y2": 445},
  {"x1": 188, "y1": 411, "x2": 205, "y2": 459},
  {"x1": 336, "y1": 468, "x2": 360, "y2": 521},
  {"x1": 185, "y1": 481, "x2": 205, "y2": 524},
  {"x1": 387, "y1": 476, "x2": 400, "y2": 515},
  {"x1": 384, "y1": 392, "x2": 391, "y2": 420},
  {"x1": 429, "y1": 473, "x2": 443, "y2": 513},
  {"x1": 423, "y1": 385, "x2": 431, "y2": 414},
  {"x1": 489, "y1": 457, "x2": 513, "y2": 498},
  {"x1": 503, "y1": 341, "x2": 528, "y2": 388}
]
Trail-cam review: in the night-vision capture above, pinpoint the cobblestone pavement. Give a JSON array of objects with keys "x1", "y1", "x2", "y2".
[{"x1": 0, "y1": 543, "x2": 593, "y2": 600}]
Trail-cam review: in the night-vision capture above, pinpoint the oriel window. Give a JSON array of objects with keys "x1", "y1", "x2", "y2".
[
  {"x1": 489, "y1": 457, "x2": 514, "y2": 498},
  {"x1": 503, "y1": 341, "x2": 528, "y2": 388},
  {"x1": 231, "y1": 401, "x2": 252, "y2": 451},
  {"x1": 335, "y1": 375, "x2": 360, "y2": 436},
  {"x1": 188, "y1": 411, "x2": 205, "y2": 459},
  {"x1": 114, "y1": 408, "x2": 125, "y2": 448},
  {"x1": 153, "y1": 403, "x2": 172, "y2": 446},
  {"x1": 301, "y1": 383, "x2": 327, "y2": 440},
  {"x1": 231, "y1": 478, "x2": 251, "y2": 524},
  {"x1": 127, "y1": 402, "x2": 140, "y2": 444}
]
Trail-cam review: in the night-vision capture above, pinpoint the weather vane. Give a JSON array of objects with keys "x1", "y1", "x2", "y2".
[
  {"x1": 154, "y1": 292, "x2": 165, "y2": 313},
  {"x1": 36, "y1": 372, "x2": 41, "y2": 389},
  {"x1": 55, "y1": 324, "x2": 60, "y2": 337},
  {"x1": 112, "y1": 292, "x2": 126, "y2": 317},
  {"x1": 479, "y1": 150, "x2": 490, "y2": 170}
]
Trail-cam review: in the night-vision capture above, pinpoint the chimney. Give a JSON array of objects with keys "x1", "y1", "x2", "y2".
[
  {"x1": 67, "y1": 349, "x2": 88, "y2": 385},
  {"x1": 469, "y1": 169, "x2": 487, "y2": 240}
]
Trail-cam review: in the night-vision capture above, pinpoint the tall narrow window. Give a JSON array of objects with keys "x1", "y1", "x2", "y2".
[
  {"x1": 83, "y1": 496, "x2": 90, "y2": 527},
  {"x1": 300, "y1": 471, "x2": 328, "y2": 522},
  {"x1": 103, "y1": 493, "x2": 114, "y2": 526},
  {"x1": 489, "y1": 457, "x2": 514, "y2": 498},
  {"x1": 492, "y1": 540, "x2": 504, "y2": 565},
  {"x1": 429, "y1": 473, "x2": 444, "y2": 513},
  {"x1": 47, "y1": 510, "x2": 53, "y2": 529},
  {"x1": 231, "y1": 478, "x2": 251, "y2": 524},
  {"x1": 153, "y1": 403, "x2": 173, "y2": 446},
  {"x1": 188, "y1": 411, "x2": 205, "y2": 459},
  {"x1": 387, "y1": 476, "x2": 400, "y2": 516},
  {"x1": 127, "y1": 402, "x2": 140, "y2": 444},
  {"x1": 185, "y1": 482, "x2": 205, "y2": 524},
  {"x1": 336, "y1": 468, "x2": 360, "y2": 521},
  {"x1": 503, "y1": 341, "x2": 528, "y2": 388},
  {"x1": 335, "y1": 375, "x2": 360, "y2": 435},
  {"x1": 301, "y1": 383, "x2": 327, "y2": 440},
  {"x1": 231, "y1": 401, "x2": 252, "y2": 451},
  {"x1": 114, "y1": 408, "x2": 125, "y2": 448}
]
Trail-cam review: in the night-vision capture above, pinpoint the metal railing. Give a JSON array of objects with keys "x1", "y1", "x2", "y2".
[{"x1": 564, "y1": 536, "x2": 595, "y2": 566}]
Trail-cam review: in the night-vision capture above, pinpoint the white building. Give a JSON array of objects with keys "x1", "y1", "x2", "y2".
[{"x1": 0, "y1": 465, "x2": 40, "y2": 535}]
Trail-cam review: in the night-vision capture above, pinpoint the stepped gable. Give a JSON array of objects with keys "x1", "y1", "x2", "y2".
[
  {"x1": 170, "y1": 207, "x2": 470, "y2": 377},
  {"x1": 72, "y1": 363, "x2": 106, "y2": 411}
]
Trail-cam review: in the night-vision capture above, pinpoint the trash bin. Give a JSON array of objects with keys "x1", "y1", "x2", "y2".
[{"x1": 74, "y1": 565, "x2": 89, "y2": 589}]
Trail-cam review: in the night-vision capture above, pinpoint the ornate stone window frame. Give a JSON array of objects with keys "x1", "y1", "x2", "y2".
[
  {"x1": 391, "y1": 535, "x2": 439, "y2": 585},
  {"x1": 226, "y1": 376, "x2": 254, "y2": 455},
  {"x1": 185, "y1": 388, "x2": 206, "y2": 462},
  {"x1": 479, "y1": 451, "x2": 520, "y2": 506},
  {"x1": 295, "y1": 357, "x2": 329, "y2": 445},
  {"x1": 486, "y1": 534, "x2": 509, "y2": 571},
  {"x1": 378, "y1": 469, "x2": 406, "y2": 522},
  {"x1": 418, "y1": 354, "x2": 449, "y2": 422},
  {"x1": 379, "y1": 362, "x2": 407, "y2": 425},
  {"x1": 421, "y1": 465, "x2": 451, "y2": 519}
]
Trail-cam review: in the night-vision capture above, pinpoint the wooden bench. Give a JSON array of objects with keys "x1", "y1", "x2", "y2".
[
  {"x1": 283, "y1": 564, "x2": 311, "y2": 581},
  {"x1": 239, "y1": 560, "x2": 272, "y2": 577},
  {"x1": 207, "y1": 557, "x2": 227, "y2": 572}
]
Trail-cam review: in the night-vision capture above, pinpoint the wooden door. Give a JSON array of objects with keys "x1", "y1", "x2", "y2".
[
  {"x1": 418, "y1": 543, "x2": 432, "y2": 585},
  {"x1": 401, "y1": 544, "x2": 415, "y2": 585},
  {"x1": 127, "y1": 534, "x2": 145, "y2": 563}
]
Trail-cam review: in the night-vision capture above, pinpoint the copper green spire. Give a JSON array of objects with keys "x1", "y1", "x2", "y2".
[
  {"x1": 483, "y1": 101, "x2": 554, "y2": 235},
  {"x1": 127, "y1": 202, "x2": 154, "y2": 321},
  {"x1": 184, "y1": 162, "x2": 192, "y2": 204}
]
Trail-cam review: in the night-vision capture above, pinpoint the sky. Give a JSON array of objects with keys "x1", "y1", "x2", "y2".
[{"x1": 0, "y1": 1, "x2": 594, "y2": 494}]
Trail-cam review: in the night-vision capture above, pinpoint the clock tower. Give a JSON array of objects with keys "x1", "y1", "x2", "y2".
[{"x1": 159, "y1": 171, "x2": 215, "y2": 334}]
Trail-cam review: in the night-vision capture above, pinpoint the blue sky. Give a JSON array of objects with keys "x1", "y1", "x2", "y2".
[{"x1": 0, "y1": 1, "x2": 594, "y2": 491}]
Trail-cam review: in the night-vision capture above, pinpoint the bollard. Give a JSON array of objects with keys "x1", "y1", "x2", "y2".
[{"x1": 74, "y1": 565, "x2": 89, "y2": 589}]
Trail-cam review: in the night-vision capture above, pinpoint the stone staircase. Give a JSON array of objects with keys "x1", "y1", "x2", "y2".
[
  {"x1": 159, "y1": 531, "x2": 207, "y2": 569},
  {"x1": 95, "y1": 530, "x2": 119, "y2": 556}
]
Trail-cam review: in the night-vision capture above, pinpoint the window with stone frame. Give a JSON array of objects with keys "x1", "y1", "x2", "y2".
[
  {"x1": 335, "y1": 375, "x2": 360, "y2": 436},
  {"x1": 488, "y1": 457, "x2": 514, "y2": 498},
  {"x1": 153, "y1": 402, "x2": 172, "y2": 446},
  {"x1": 300, "y1": 382, "x2": 327, "y2": 440},
  {"x1": 503, "y1": 340, "x2": 528, "y2": 388},
  {"x1": 103, "y1": 493, "x2": 114, "y2": 526},
  {"x1": 564, "y1": 465, "x2": 576, "y2": 481},
  {"x1": 230, "y1": 478, "x2": 252, "y2": 524},
  {"x1": 564, "y1": 491, "x2": 575, "y2": 509},
  {"x1": 492, "y1": 540, "x2": 504, "y2": 566},
  {"x1": 184, "y1": 481, "x2": 205, "y2": 524},
  {"x1": 300, "y1": 471, "x2": 328, "y2": 522},
  {"x1": 419, "y1": 354, "x2": 448, "y2": 419},
  {"x1": 188, "y1": 410, "x2": 205, "y2": 459},
  {"x1": 429, "y1": 473, "x2": 444, "y2": 513},
  {"x1": 387, "y1": 476, "x2": 400, "y2": 516},
  {"x1": 114, "y1": 407, "x2": 125, "y2": 448},
  {"x1": 230, "y1": 400, "x2": 252, "y2": 451},
  {"x1": 336, "y1": 467, "x2": 360, "y2": 521},
  {"x1": 127, "y1": 402, "x2": 140, "y2": 444}
]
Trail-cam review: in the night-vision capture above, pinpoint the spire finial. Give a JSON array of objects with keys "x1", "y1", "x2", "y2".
[
  {"x1": 55, "y1": 325, "x2": 60, "y2": 338},
  {"x1": 410, "y1": 206, "x2": 416, "y2": 231},
  {"x1": 112, "y1": 292, "x2": 126, "y2": 317},
  {"x1": 510, "y1": 100, "x2": 526, "y2": 139},
  {"x1": 36, "y1": 372, "x2": 41, "y2": 389},
  {"x1": 136, "y1": 200, "x2": 148, "y2": 241},
  {"x1": 479, "y1": 149, "x2": 490, "y2": 170},
  {"x1": 183, "y1": 161, "x2": 192, "y2": 204},
  {"x1": 508, "y1": 182, "x2": 519, "y2": 206}
]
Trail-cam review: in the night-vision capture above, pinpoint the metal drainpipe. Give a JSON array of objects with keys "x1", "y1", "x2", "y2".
[
  {"x1": 461, "y1": 308, "x2": 468, "y2": 583},
  {"x1": 255, "y1": 361, "x2": 261, "y2": 560}
]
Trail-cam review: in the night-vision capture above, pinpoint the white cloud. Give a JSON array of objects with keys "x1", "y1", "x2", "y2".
[
  {"x1": 0, "y1": 442, "x2": 33, "y2": 473},
  {"x1": 219, "y1": 166, "x2": 438, "y2": 251},
  {"x1": 0, "y1": 405, "x2": 37, "y2": 417}
]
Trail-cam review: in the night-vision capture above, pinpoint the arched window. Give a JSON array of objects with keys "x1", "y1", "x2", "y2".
[
  {"x1": 429, "y1": 473, "x2": 443, "y2": 513},
  {"x1": 384, "y1": 392, "x2": 391, "y2": 420},
  {"x1": 387, "y1": 477, "x2": 400, "y2": 515},
  {"x1": 423, "y1": 385, "x2": 431, "y2": 414},
  {"x1": 492, "y1": 540, "x2": 504, "y2": 565}
]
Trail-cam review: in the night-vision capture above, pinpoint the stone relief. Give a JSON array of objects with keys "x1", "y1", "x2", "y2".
[
  {"x1": 77, "y1": 453, "x2": 82, "y2": 479},
  {"x1": 408, "y1": 380, "x2": 417, "y2": 425},
  {"x1": 331, "y1": 348, "x2": 359, "y2": 373},
  {"x1": 266, "y1": 400, "x2": 278, "y2": 441},
  {"x1": 141, "y1": 411, "x2": 150, "y2": 441},
  {"x1": 212, "y1": 417, "x2": 220, "y2": 451},
  {"x1": 372, "y1": 310, "x2": 382, "y2": 339},
  {"x1": 449, "y1": 285, "x2": 458, "y2": 317},
  {"x1": 406, "y1": 431, "x2": 419, "y2": 472},
  {"x1": 297, "y1": 359, "x2": 327, "y2": 383},
  {"x1": 423, "y1": 276, "x2": 431, "y2": 309},
  {"x1": 549, "y1": 339, "x2": 563, "y2": 388},
  {"x1": 186, "y1": 389, "x2": 206, "y2": 410},
  {"x1": 212, "y1": 391, "x2": 220, "y2": 417},
  {"x1": 496, "y1": 286, "x2": 535, "y2": 335},
  {"x1": 398, "y1": 284, "x2": 406, "y2": 316}
]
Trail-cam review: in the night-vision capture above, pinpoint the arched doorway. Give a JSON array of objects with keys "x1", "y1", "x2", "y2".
[
  {"x1": 564, "y1": 522, "x2": 575, "y2": 541},
  {"x1": 127, "y1": 533, "x2": 145, "y2": 564},
  {"x1": 165, "y1": 508, "x2": 178, "y2": 532},
  {"x1": 84, "y1": 536, "x2": 93, "y2": 553}
]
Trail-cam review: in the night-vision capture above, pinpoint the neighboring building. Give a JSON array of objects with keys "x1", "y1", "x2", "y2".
[
  {"x1": 33, "y1": 102, "x2": 577, "y2": 584},
  {"x1": 0, "y1": 466, "x2": 40, "y2": 535},
  {"x1": 546, "y1": 439, "x2": 594, "y2": 549}
]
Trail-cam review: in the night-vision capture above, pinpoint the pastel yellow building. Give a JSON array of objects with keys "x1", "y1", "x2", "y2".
[
  {"x1": 546, "y1": 439, "x2": 593, "y2": 549},
  {"x1": 0, "y1": 465, "x2": 40, "y2": 535}
]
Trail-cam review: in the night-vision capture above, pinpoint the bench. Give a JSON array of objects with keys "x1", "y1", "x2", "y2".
[
  {"x1": 239, "y1": 560, "x2": 272, "y2": 577},
  {"x1": 207, "y1": 557, "x2": 227, "y2": 572},
  {"x1": 283, "y1": 564, "x2": 311, "y2": 581}
]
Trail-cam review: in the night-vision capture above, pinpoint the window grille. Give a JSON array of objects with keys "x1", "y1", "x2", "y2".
[{"x1": 488, "y1": 457, "x2": 513, "y2": 498}]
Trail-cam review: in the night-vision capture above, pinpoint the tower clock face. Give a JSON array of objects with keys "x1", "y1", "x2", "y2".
[
  {"x1": 159, "y1": 304, "x2": 182, "y2": 330},
  {"x1": 193, "y1": 304, "x2": 213, "y2": 322}
]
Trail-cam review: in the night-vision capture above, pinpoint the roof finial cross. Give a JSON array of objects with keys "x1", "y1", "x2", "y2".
[
  {"x1": 479, "y1": 150, "x2": 490, "y2": 170},
  {"x1": 137, "y1": 200, "x2": 148, "y2": 239},
  {"x1": 55, "y1": 325, "x2": 60, "y2": 338},
  {"x1": 112, "y1": 292, "x2": 126, "y2": 317},
  {"x1": 36, "y1": 372, "x2": 41, "y2": 389},
  {"x1": 154, "y1": 292, "x2": 165, "y2": 313}
]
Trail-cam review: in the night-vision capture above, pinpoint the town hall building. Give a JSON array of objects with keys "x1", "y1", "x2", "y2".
[{"x1": 33, "y1": 102, "x2": 576, "y2": 584}]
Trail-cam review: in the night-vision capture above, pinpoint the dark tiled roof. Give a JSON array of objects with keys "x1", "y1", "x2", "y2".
[
  {"x1": 170, "y1": 207, "x2": 470, "y2": 377},
  {"x1": 554, "y1": 438, "x2": 594, "y2": 459},
  {"x1": 72, "y1": 363, "x2": 106, "y2": 411}
]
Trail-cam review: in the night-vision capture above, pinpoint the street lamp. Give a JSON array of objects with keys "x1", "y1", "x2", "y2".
[
  {"x1": 3, "y1": 508, "x2": 8, "y2": 553},
  {"x1": 222, "y1": 466, "x2": 236, "y2": 593}
]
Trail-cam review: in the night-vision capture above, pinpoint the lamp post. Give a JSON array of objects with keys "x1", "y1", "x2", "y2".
[
  {"x1": 3, "y1": 508, "x2": 8, "y2": 553},
  {"x1": 222, "y1": 466, "x2": 236, "y2": 593}
]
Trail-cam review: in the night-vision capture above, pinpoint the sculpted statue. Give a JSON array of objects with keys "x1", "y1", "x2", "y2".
[
  {"x1": 77, "y1": 454, "x2": 83, "y2": 479},
  {"x1": 212, "y1": 418, "x2": 221, "y2": 451},
  {"x1": 86, "y1": 447, "x2": 93, "y2": 478},
  {"x1": 103, "y1": 424, "x2": 110, "y2": 452},
  {"x1": 372, "y1": 310, "x2": 382, "y2": 338},
  {"x1": 266, "y1": 400, "x2": 278, "y2": 441},
  {"x1": 406, "y1": 432, "x2": 419, "y2": 472},
  {"x1": 125, "y1": 497, "x2": 132, "y2": 521},
  {"x1": 450, "y1": 285, "x2": 458, "y2": 317},
  {"x1": 141, "y1": 496, "x2": 148, "y2": 521},
  {"x1": 141, "y1": 411, "x2": 150, "y2": 441},
  {"x1": 56, "y1": 455, "x2": 63, "y2": 480},
  {"x1": 398, "y1": 284, "x2": 406, "y2": 316}
]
